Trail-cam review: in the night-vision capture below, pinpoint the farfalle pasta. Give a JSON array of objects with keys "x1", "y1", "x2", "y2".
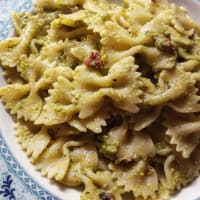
[{"x1": 1, "y1": 0, "x2": 200, "y2": 199}]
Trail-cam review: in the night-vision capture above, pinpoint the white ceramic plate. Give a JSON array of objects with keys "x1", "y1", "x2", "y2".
[{"x1": 0, "y1": 0, "x2": 200, "y2": 199}]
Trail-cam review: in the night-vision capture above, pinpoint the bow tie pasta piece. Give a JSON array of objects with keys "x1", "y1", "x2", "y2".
[
  {"x1": 144, "y1": 69, "x2": 194, "y2": 106},
  {"x1": 69, "y1": 107, "x2": 110, "y2": 133},
  {"x1": 162, "y1": 150, "x2": 200, "y2": 192},
  {"x1": 70, "y1": 36, "x2": 99, "y2": 62},
  {"x1": 80, "y1": 176, "x2": 102, "y2": 200},
  {"x1": 74, "y1": 57, "x2": 142, "y2": 119},
  {"x1": 60, "y1": 10, "x2": 89, "y2": 27},
  {"x1": 15, "y1": 122, "x2": 51, "y2": 163},
  {"x1": 123, "y1": 1, "x2": 153, "y2": 34},
  {"x1": 148, "y1": 124, "x2": 172, "y2": 157},
  {"x1": 103, "y1": 45, "x2": 143, "y2": 67},
  {"x1": 2, "y1": 67, "x2": 23, "y2": 84},
  {"x1": 0, "y1": 37, "x2": 20, "y2": 54},
  {"x1": 132, "y1": 107, "x2": 161, "y2": 131},
  {"x1": 61, "y1": 144, "x2": 101, "y2": 200},
  {"x1": 86, "y1": 170, "x2": 116, "y2": 192},
  {"x1": 166, "y1": 120, "x2": 200, "y2": 158},
  {"x1": 83, "y1": 0, "x2": 111, "y2": 13},
  {"x1": 49, "y1": 18, "x2": 89, "y2": 41},
  {"x1": 17, "y1": 55, "x2": 57, "y2": 83},
  {"x1": 40, "y1": 40, "x2": 65, "y2": 62},
  {"x1": 2, "y1": 0, "x2": 200, "y2": 199},
  {"x1": 0, "y1": 17, "x2": 42, "y2": 68},
  {"x1": 100, "y1": 21, "x2": 135, "y2": 50},
  {"x1": 34, "y1": 138, "x2": 84, "y2": 181},
  {"x1": 70, "y1": 144, "x2": 98, "y2": 170},
  {"x1": 114, "y1": 160, "x2": 158, "y2": 199},
  {"x1": 35, "y1": 66, "x2": 74, "y2": 89},
  {"x1": 169, "y1": 86, "x2": 200, "y2": 113},
  {"x1": 97, "y1": 122, "x2": 128, "y2": 160},
  {"x1": 17, "y1": 89, "x2": 43, "y2": 121},
  {"x1": 117, "y1": 131, "x2": 156, "y2": 163},
  {"x1": 35, "y1": 0, "x2": 83, "y2": 10},
  {"x1": 0, "y1": 83, "x2": 43, "y2": 121},
  {"x1": 35, "y1": 76, "x2": 77, "y2": 125}
]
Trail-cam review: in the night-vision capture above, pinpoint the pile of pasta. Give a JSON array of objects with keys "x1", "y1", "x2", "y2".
[{"x1": 1, "y1": 0, "x2": 200, "y2": 199}]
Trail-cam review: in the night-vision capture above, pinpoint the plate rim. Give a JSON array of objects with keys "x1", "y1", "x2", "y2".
[
  {"x1": 0, "y1": 129, "x2": 59, "y2": 200},
  {"x1": 1, "y1": 0, "x2": 200, "y2": 200}
]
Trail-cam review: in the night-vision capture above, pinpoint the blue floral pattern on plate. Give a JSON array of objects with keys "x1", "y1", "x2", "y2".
[
  {"x1": 0, "y1": 0, "x2": 200, "y2": 200},
  {"x1": 0, "y1": 175, "x2": 16, "y2": 200},
  {"x1": 0, "y1": 131, "x2": 58, "y2": 200}
]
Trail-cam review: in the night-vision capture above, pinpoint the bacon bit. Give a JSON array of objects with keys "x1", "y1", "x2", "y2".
[
  {"x1": 99, "y1": 192, "x2": 114, "y2": 200},
  {"x1": 66, "y1": 6, "x2": 79, "y2": 14},
  {"x1": 84, "y1": 50, "x2": 103, "y2": 68},
  {"x1": 155, "y1": 34, "x2": 175, "y2": 54}
]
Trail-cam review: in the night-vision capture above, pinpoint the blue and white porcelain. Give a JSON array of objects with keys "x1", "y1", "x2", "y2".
[
  {"x1": 0, "y1": 133, "x2": 58, "y2": 200},
  {"x1": 0, "y1": 0, "x2": 200, "y2": 199}
]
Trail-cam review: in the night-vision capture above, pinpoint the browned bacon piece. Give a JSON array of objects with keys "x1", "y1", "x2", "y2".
[{"x1": 84, "y1": 50, "x2": 103, "y2": 68}]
